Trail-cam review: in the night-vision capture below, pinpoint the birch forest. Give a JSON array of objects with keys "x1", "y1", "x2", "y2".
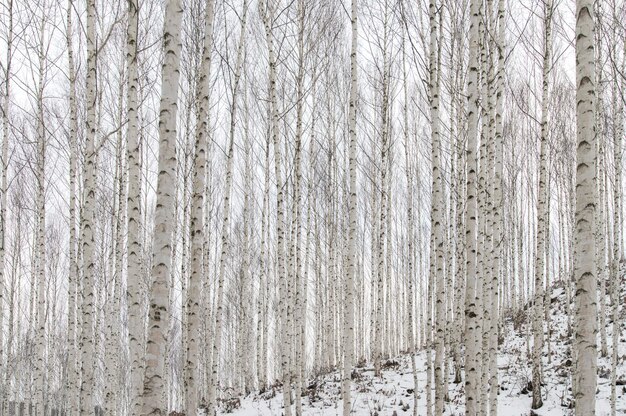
[{"x1": 0, "y1": 0, "x2": 625, "y2": 415}]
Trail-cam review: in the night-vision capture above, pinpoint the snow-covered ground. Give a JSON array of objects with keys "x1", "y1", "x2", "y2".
[{"x1": 219, "y1": 286, "x2": 626, "y2": 415}]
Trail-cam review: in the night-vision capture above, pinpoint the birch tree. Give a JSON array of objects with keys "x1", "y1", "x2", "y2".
[
  {"x1": 125, "y1": 0, "x2": 145, "y2": 412},
  {"x1": 373, "y1": 1, "x2": 391, "y2": 378},
  {"x1": 79, "y1": 0, "x2": 99, "y2": 412},
  {"x1": 185, "y1": 0, "x2": 215, "y2": 414},
  {"x1": 427, "y1": 1, "x2": 446, "y2": 414},
  {"x1": 142, "y1": 0, "x2": 183, "y2": 412},
  {"x1": 34, "y1": 10, "x2": 47, "y2": 414},
  {"x1": 64, "y1": 0, "x2": 80, "y2": 413},
  {"x1": 573, "y1": 0, "x2": 597, "y2": 414},
  {"x1": 342, "y1": 0, "x2": 358, "y2": 413},
  {"x1": 464, "y1": 0, "x2": 482, "y2": 413},
  {"x1": 532, "y1": 0, "x2": 553, "y2": 409}
]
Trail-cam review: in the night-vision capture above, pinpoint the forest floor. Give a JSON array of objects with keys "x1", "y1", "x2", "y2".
[{"x1": 219, "y1": 284, "x2": 626, "y2": 415}]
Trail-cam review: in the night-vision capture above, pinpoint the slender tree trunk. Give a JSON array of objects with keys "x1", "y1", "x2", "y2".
[
  {"x1": 476, "y1": 11, "x2": 489, "y2": 412},
  {"x1": 402, "y1": 26, "x2": 419, "y2": 416},
  {"x1": 573, "y1": 0, "x2": 597, "y2": 414},
  {"x1": 185, "y1": 0, "x2": 215, "y2": 413},
  {"x1": 125, "y1": 0, "x2": 146, "y2": 413},
  {"x1": 65, "y1": 0, "x2": 80, "y2": 413},
  {"x1": 241, "y1": 85, "x2": 254, "y2": 395},
  {"x1": 35, "y1": 17, "x2": 47, "y2": 413},
  {"x1": 257, "y1": 118, "x2": 271, "y2": 393},
  {"x1": 452, "y1": 10, "x2": 466, "y2": 381},
  {"x1": 79, "y1": 0, "x2": 98, "y2": 412},
  {"x1": 463, "y1": 0, "x2": 482, "y2": 413},
  {"x1": 594, "y1": 6, "x2": 608, "y2": 359},
  {"x1": 142, "y1": 0, "x2": 183, "y2": 412},
  {"x1": 374, "y1": 5, "x2": 391, "y2": 378},
  {"x1": 370, "y1": 164, "x2": 379, "y2": 360},
  {"x1": 292, "y1": 3, "x2": 305, "y2": 412},
  {"x1": 342, "y1": 0, "x2": 358, "y2": 413},
  {"x1": 531, "y1": 0, "x2": 552, "y2": 409},
  {"x1": 488, "y1": 1, "x2": 505, "y2": 413},
  {"x1": 428, "y1": 1, "x2": 445, "y2": 414},
  {"x1": 105, "y1": 66, "x2": 126, "y2": 416},
  {"x1": 5, "y1": 197, "x2": 20, "y2": 414}
]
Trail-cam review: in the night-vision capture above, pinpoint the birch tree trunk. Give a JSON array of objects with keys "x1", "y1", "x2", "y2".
[
  {"x1": 489, "y1": 1, "x2": 505, "y2": 413},
  {"x1": 65, "y1": 0, "x2": 80, "y2": 413},
  {"x1": 292, "y1": 2, "x2": 306, "y2": 411},
  {"x1": 35, "y1": 16, "x2": 47, "y2": 413},
  {"x1": 79, "y1": 0, "x2": 98, "y2": 412},
  {"x1": 105, "y1": 66, "x2": 126, "y2": 416},
  {"x1": 532, "y1": 0, "x2": 552, "y2": 408},
  {"x1": 428, "y1": 1, "x2": 445, "y2": 414},
  {"x1": 374, "y1": 5, "x2": 391, "y2": 377},
  {"x1": 342, "y1": 0, "x2": 358, "y2": 412},
  {"x1": 452, "y1": 9, "x2": 466, "y2": 384},
  {"x1": 142, "y1": 0, "x2": 183, "y2": 412},
  {"x1": 257, "y1": 119, "x2": 271, "y2": 393},
  {"x1": 594, "y1": 7, "x2": 608, "y2": 359},
  {"x1": 402, "y1": 30, "x2": 419, "y2": 415},
  {"x1": 241, "y1": 86, "x2": 254, "y2": 395},
  {"x1": 185, "y1": 0, "x2": 215, "y2": 413},
  {"x1": 5, "y1": 193, "x2": 21, "y2": 414},
  {"x1": 463, "y1": 0, "x2": 482, "y2": 413},
  {"x1": 125, "y1": 0, "x2": 146, "y2": 414},
  {"x1": 573, "y1": 0, "x2": 597, "y2": 414}
]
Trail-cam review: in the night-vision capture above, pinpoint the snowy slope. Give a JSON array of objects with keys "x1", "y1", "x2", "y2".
[{"x1": 219, "y1": 285, "x2": 626, "y2": 416}]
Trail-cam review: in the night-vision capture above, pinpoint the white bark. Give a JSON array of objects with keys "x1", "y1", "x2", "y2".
[
  {"x1": 451, "y1": 6, "x2": 466, "y2": 384},
  {"x1": 402, "y1": 29, "x2": 419, "y2": 416},
  {"x1": 292, "y1": 2, "x2": 306, "y2": 413},
  {"x1": 532, "y1": 0, "x2": 552, "y2": 409},
  {"x1": 463, "y1": 0, "x2": 482, "y2": 413},
  {"x1": 594, "y1": 6, "x2": 608, "y2": 359},
  {"x1": 241, "y1": 86, "x2": 253, "y2": 395},
  {"x1": 35, "y1": 14, "x2": 47, "y2": 413},
  {"x1": 142, "y1": 0, "x2": 183, "y2": 412},
  {"x1": 125, "y1": 0, "x2": 146, "y2": 414},
  {"x1": 573, "y1": 0, "x2": 597, "y2": 414},
  {"x1": 256, "y1": 119, "x2": 271, "y2": 392},
  {"x1": 65, "y1": 0, "x2": 80, "y2": 413},
  {"x1": 4, "y1": 195, "x2": 20, "y2": 414},
  {"x1": 342, "y1": 0, "x2": 358, "y2": 413},
  {"x1": 374, "y1": 4, "x2": 391, "y2": 377},
  {"x1": 428, "y1": 1, "x2": 445, "y2": 414},
  {"x1": 79, "y1": 0, "x2": 98, "y2": 412},
  {"x1": 105, "y1": 63, "x2": 126, "y2": 416},
  {"x1": 488, "y1": 1, "x2": 505, "y2": 413},
  {"x1": 185, "y1": 0, "x2": 215, "y2": 413}
]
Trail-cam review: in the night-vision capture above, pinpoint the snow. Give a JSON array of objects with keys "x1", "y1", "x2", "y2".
[{"x1": 219, "y1": 286, "x2": 626, "y2": 415}]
